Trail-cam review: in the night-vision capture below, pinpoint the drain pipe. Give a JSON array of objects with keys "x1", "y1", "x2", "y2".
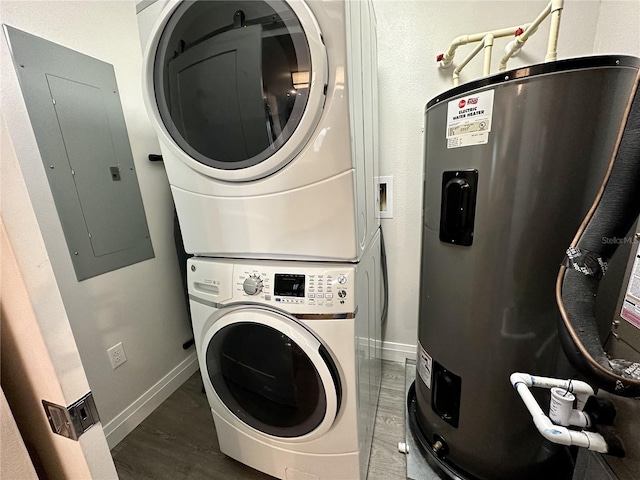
[{"x1": 510, "y1": 373, "x2": 608, "y2": 453}]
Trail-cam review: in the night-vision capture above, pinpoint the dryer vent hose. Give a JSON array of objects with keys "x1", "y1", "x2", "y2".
[{"x1": 557, "y1": 70, "x2": 640, "y2": 398}]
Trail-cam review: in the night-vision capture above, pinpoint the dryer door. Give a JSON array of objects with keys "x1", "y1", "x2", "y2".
[
  {"x1": 200, "y1": 306, "x2": 341, "y2": 441},
  {"x1": 145, "y1": 0, "x2": 327, "y2": 182}
]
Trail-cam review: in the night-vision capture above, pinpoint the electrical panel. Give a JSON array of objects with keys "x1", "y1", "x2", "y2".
[{"x1": 5, "y1": 26, "x2": 154, "y2": 280}]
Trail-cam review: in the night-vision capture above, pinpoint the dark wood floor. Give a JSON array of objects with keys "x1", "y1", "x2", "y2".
[{"x1": 111, "y1": 361, "x2": 407, "y2": 480}]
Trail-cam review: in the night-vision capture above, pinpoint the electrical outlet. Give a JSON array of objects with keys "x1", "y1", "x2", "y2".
[
  {"x1": 377, "y1": 176, "x2": 394, "y2": 219},
  {"x1": 107, "y1": 342, "x2": 127, "y2": 369}
]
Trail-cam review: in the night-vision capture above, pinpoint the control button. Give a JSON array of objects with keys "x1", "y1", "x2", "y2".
[
  {"x1": 317, "y1": 300, "x2": 324, "y2": 305},
  {"x1": 326, "y1": 293, "x2": 333, "y2": 299},
  {"x1": 309, "y1": 293, "x2": 315, "y2": 298},
  {"x1": 338, "y1": 290, "x2": 347, "y2": 298},
  {"x1": 243, "y1": 275, "x2": 263, "y2": 295},
  {"x1": 265, "y1": 295, "x2": 271, "y2": 301},
  {"x1": 317, "y1": 293, "x2": 324, "y2": 298},
  {"x1": 337, "y1": 275, "x2": 347, "y2": 284}
]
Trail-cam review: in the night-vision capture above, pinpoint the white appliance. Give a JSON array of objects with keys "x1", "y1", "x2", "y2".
[
  {"x1": 139, "y1": 0, "x2": 380, "y2": 261},
  {"x1": 187, "y1": 231, "x2": 382, "y2": 480}
]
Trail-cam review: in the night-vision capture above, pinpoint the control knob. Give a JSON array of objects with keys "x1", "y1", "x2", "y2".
[{"x1": 243, "y1": 275, "x2": 263, "y2": 295}]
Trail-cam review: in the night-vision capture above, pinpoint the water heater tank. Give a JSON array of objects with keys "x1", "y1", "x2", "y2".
[{"x1": 410, "y1": 56, "x2": 640, "y2": 480}]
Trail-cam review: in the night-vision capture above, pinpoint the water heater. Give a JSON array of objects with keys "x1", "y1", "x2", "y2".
[{"x1": 410, "y1": 56, "x2": 640, "y2": 480}]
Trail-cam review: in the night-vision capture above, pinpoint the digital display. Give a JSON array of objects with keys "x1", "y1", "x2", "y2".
[{"x1": 274, "y1": 274, "x2": 305, "y2": 297}]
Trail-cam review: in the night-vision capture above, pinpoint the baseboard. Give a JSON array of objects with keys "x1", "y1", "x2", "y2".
[
  {"x1": 381, "y1": 341, "x2": 416, "y2": 363},
  {"x1": 103, "y1": 352, "x2": 199, "y2": 449}
]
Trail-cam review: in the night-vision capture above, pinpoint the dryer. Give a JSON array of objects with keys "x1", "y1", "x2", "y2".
[
  {"x1": 139, "y1": 0, "x2": 380, "y2": 261},
  {"x1": 187, "y1": 231, "x2": 381, "y2": 479}
]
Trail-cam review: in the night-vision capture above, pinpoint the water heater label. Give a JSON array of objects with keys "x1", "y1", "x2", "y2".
[
  {"x1": 418, "y1": 342, "x2": 433, "y2": 388},
  {"x1": 446, "y1": 89, "x2": 495, "y2": 149},
  {"x1": 620, "y1": 244, "x2": 640, "y2": 330}
]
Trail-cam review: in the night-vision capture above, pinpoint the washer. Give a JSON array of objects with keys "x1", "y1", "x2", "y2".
[
  {"x1": 140, "y1": 0, "x2": 380, "y2": 261},
  {"x1": 187, "y1": 231, "x2": 381, "y2": 480}
]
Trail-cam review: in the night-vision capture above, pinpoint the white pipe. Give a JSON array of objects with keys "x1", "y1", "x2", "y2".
[
  {"x1": 499, "y1": 36, "x2": 525, "y2": 72},
  {"x1": 498, "y1": 0, "x2": 564, "y2": 71},
  {"x1": 519, "y1": 1, "x2": 553, "y2": 43},
  {"x1": 438, "y1": 0, "x2": 564, "y2": 82},
  {"x1": 439, "y1": 24, "x2": 530, "y2": 69},
  {"x1": 511, "y1": 378, "x2": 608, "y2": 453},
  {"x1": 453, "y1": 40, "x2": 485, "y2": 86},
  {"x1": 483, "y1": 34, "x2": 494, "y2": 76},
  {"x1": 510, "y1": 372, "x2": 594, "y2": 410},
  {"x1": 545, "y1": 0, "x2": 564, "y2": 61}
]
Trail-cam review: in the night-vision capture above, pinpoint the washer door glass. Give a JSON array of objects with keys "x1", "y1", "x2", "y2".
[
  {"x1": 206, "y1": 318, "x2": 340, "y2": 438},
  {"x1": 154, "y1": 0, "x2": 312, "y2": 171}
]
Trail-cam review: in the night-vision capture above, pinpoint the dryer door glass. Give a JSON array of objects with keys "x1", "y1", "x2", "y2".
[
  {"x1": 206, "y1": 321, "x2": 339, "y2": 438},
  {"x1": 154, "y1": 0, "x2": 312, "y2": 171}
]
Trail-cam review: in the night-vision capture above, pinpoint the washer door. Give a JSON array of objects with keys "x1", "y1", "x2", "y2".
[
  {"x1": 146, "y1": 0, "x2": 327, "y2": 182},
  {"x1": 201, "y1": 307, "x2": 341, "y2": 441}
]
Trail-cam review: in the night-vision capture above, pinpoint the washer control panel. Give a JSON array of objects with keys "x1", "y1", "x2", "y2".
[
  {"x1": 188, "y1": 258, "x2": 357, "y2": 314},
  {"x1": 235, "y1": 267, "x2": 353, "y2": 313}
]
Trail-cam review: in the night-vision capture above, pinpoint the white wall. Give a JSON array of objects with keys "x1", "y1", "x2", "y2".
[
  {"x1": 1, "y1": 0, "x2": 197, "y2": 447},
  {"x1": 374, "y1": 0, "x2": 640, "y2": 356},
  {"x1": 594, "y1": 0, "x2": 640, "y2": 54}
]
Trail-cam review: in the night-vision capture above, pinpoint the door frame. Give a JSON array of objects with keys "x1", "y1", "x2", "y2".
[{"x1": 1, "y1": 25, "x2": 117, "y2": 478}]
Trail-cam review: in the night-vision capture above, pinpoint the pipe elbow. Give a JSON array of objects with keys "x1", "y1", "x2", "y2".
[
  {"x1": 568, "y1": 380, "x2": 595, "y2": 397},
  {"x1": 568, "y1": 409, "x2": 590, "y2": 428},
  {"x1": 540, "y1": 423, "x2": 572, "y2": 446},
  {"x1": 483, "y1": 34, "x2": 495, "y2": 47},
  {"x1": 451, "y1": 35, "x2": 469, "y2": 48},
  {"x1": 439, "y1": 51, "x2": 455, "y2": 69},
  {"x1": 439, "y1": 59, "x2": 454, "y2": 69},
  {"x1": 510, "y1": 372, "x2": 532, "y2": 388}
]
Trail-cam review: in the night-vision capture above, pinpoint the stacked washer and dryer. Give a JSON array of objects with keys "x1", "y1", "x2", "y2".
[{"x1": 137, "y1": 1, "x2": 382, "y2": 479}]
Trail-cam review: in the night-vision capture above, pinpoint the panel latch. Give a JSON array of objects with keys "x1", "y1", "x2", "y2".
[{"x1": 42, "y1": 392, "x2": 100, "y2": 440}]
